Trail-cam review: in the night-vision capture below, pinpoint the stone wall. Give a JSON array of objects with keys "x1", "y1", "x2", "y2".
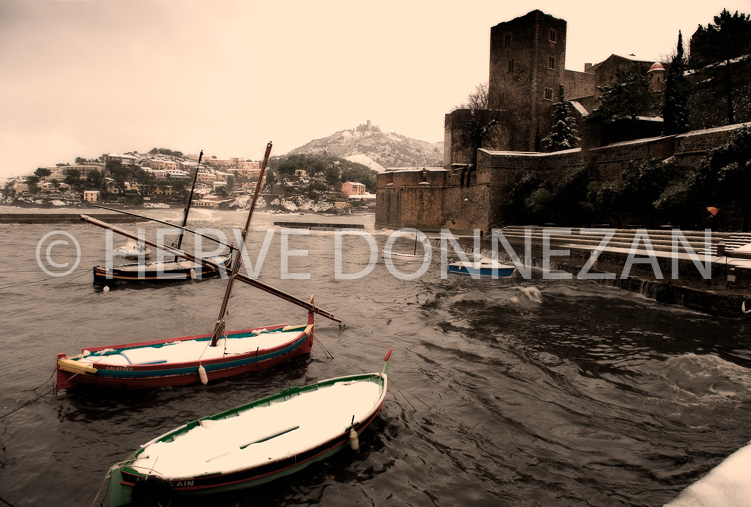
[
  {"x1": 377, "y1": 123, "x2": 751, "y2": 232},
  {"x1": 588, "y1": 135, "x2": 675, "y2": 179},
  {"x1": 563, "y1": 69, "x2": 595, "y2": 101},
  {"x1": 673, "y1": 122, "x2": 751, "y2": 168},
  {"x1": 375, "y1": 169, "x2": 449, "y2": 230}
]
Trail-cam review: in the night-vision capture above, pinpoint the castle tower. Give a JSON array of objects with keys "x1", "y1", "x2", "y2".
[
  {"x1": 489, "y1": 10, "x2": 568, "y2": 151},
  {"x1": 647, "y1": 62, "x2": 667, "y2": 93}
]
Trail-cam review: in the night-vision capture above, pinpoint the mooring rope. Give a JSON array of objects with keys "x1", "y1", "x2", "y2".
[
  {"x1": 0, "y1": 267, "x2": 90, "y2": 291},
  {"x1": 0, "y1": 368, "x2": 57, "y2": 421}
]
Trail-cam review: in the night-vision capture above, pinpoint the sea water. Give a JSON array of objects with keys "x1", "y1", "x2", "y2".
[{"x1": 0, "y1": 209, "x2": 749, "y2": 506}]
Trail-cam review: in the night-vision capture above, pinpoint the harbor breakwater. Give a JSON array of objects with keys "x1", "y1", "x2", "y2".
[{"x1": 0, "y1": 213, "x2": 149, "y2": 224}]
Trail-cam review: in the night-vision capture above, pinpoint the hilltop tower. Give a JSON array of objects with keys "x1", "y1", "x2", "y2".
[{"x1": 488, "y1": 10, "x2": 568, "y2": 151}]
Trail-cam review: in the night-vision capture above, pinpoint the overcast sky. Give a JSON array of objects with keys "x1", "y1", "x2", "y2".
[{"x1": 1, "y1": 0, "x2": 749, "y2": 178}]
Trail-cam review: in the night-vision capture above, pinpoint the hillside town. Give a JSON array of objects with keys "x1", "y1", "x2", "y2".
[{"x1": 0, "y1": 147, "x2": 377, "y2": 213}]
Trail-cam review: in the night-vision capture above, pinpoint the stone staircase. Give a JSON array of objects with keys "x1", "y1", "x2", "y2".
[
  {"x1": 701, "y1": 232, "x2": 751, "y2": 256},
  {"x1": 497, "y1": 226, "x2": 735, "y2": 255}
]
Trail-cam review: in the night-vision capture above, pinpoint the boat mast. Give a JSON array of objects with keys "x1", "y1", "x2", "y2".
[
  {"x1": 91, "y1": 204, "x2": 235, "y2": 252},
  {"x1": 80, "y1": 214, "x2": 341, "y2": 322},
  {"x1": 210, "y1": 142, "x2": 273, "y2": 347},
  {"x1": 174, "y1": 150, "x2": 203, "y2": 258}
]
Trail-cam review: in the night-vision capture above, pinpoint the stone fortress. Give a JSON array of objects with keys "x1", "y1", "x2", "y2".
[{"x1": 376, "y1": 9, "x2": 751, "y2": 233}]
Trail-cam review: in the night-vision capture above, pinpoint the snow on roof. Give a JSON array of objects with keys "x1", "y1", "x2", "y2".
[
  {"x1": 589, "y1": 135, "x2": 667, "y2": 149},
  {"x1": 648, "y1": 62, "x2": 665, "y2": 72},
  {"x1": 479, "y1": 148, "x2": 581, "y2": 157},
  {"x1": 384, "y1": 167, "x2": 446, "y2": 172},
  {"x1": 616, "y1": 53, "x2": 656, "y2": 63},
  {"x1": 675, "y1": 121, "x2": 751, "y2": 138},
  {"x1": 570, "y1": 101, "x2": 589, "y2": 117}
]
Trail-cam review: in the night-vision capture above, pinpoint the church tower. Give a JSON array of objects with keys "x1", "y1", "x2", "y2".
[{"x1": 489, "y1": 10, "x2": 568, "y2": 151}]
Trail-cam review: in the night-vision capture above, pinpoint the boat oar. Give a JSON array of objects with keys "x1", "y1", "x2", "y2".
[{"x1": 79, "y1": 214, "x2": 341, "y2": 323}]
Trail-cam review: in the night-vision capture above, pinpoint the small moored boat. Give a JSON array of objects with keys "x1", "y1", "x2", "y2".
[
  {"x1": 55, "y1": 299, "x2": 316, "y2": 391},
  {"x1": 105, "y1": 351, "x2": 392, "y2": 506},
  {"x1": 448, "y1": 257, "x2": 516, "y2": 278},
  {"x1": 113, "y1": 241, "x2": 152, "y2": 260},
  {"x1": 92, "y1": 252, "x2": 232, "y2": 287}
]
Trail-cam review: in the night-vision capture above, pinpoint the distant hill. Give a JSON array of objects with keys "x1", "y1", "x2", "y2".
[{"x1": 287, "y1": 122, "x2": 443, "y2": 172}]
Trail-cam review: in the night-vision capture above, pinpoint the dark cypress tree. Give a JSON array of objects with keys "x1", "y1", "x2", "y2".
[
  {"x1": 541, "y1": 85, "x2": 580, "y2": 152},
  {"x1": 663, "y1": 31, "x2": 690, "y2": 135},
  {"x1": 691, "y1": 9, "x2": 751, "y2": 125}
]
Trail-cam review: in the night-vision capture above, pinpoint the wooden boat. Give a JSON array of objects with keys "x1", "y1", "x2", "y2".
[
  {"x1": 92, "y1": 252, "x2": 232, "y2": 287},
  {"x1": 106, "y1": 351, "x2": 391, "y2": 506},
  {"x1": 58, "y1": 142, "x2": 341, "y2": 391},
  {"x1": 383, "y1": 231, "x2": 425, "y2": 260},
  {"x1": 55, "y1": 299, "x2": 316, "y2": 391},
  {"x1": 448, "y1": 257, "x2": 516, "y2": 277}
]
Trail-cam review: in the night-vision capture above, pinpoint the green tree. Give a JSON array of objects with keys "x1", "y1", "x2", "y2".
[
  {"x1": 63, "y1": 168, "x2": 80, "y2": 184},
  {"x1": 3, "y1": 180, "x2": 16, "y2": 198},
  {"x1": 503, "y1": 172, "x2": 543, "y2": 224},
  {"x1": 107, "y1": 159, "x2": 128, "y2": 194},
  {"x1": 692, "y1": 127, "x2": 751, "y2": 230},
  {"x1": 445, "y1": 82, "x2": 504, "y2": 166},
  {"x1": 25, "y1": 175, "x2": 40, "y2": 190},
  {"x1": 541, "y1": 85, "x2": 580, "y2": 152},
  {"x1": 654, "y1": 179, "x2": 692, "y2": 227},
  {"x1": 263, "y1": 170, "x2": 277, "y2": 191},
  {"x1": 86, "y1": 170, "x2": 104, "y2": 190},
  {"x1": 690, "y1": 9, "x2": 751, "y2": 125},
  {"x1": 663, "y1": 31, "x2": 691, "y2": 135},
  {"x1": 34, "y1": 167, "x2": 51, "y2": 178},
  {"x1": 325, "y1": 165, "x2": 340, "y2": 187},
  {"x1": 63, "y1": 168, "x2": 83, "y2": 191},
  {"x1": 587, "y1": 67, "x2": 659, "y2": 127},
  {"x1": 587, "y1": 158, "x2": 677, "y2": 228}
]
